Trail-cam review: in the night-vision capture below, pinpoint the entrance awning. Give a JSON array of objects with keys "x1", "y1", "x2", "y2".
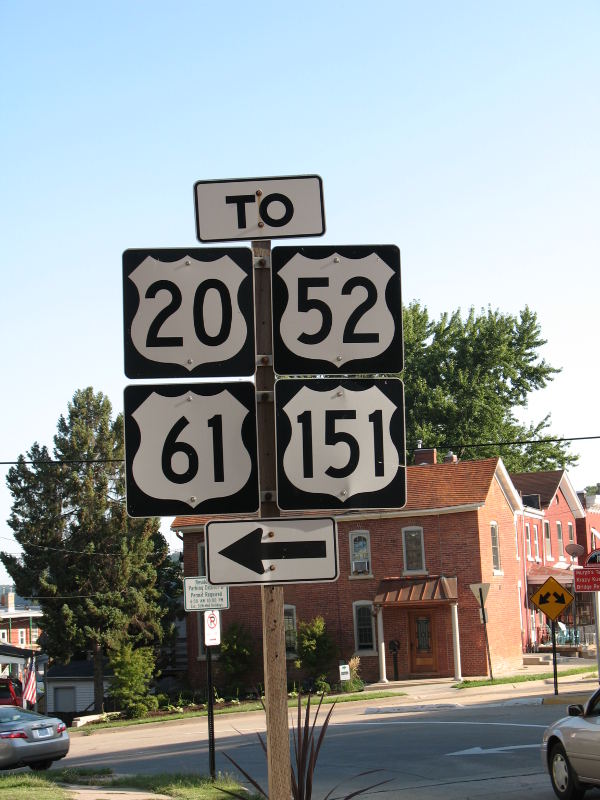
[
  {"x1": 527, "y1": 564, "x2": 574, "y2": 587},
  {"x1": 374, "y1": 575, "x2": 458, "y2": 607}
]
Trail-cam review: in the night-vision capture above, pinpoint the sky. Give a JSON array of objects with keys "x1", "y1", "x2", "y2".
[{"x1": 0, "y1": 2, "x2": 598, "y2": 582}]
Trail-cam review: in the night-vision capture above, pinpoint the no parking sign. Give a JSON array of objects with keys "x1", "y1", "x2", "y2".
[{"x1": 204, "y1": 609, "x2": 221, "y2": 647}]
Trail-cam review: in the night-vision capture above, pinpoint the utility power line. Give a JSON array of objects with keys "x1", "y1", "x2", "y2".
[{"x1": 0, "y1": 434, "x2": 599, "y2": 467}]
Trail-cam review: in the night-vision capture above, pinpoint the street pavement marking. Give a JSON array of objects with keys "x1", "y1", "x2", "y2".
[{"x1": 447, "y1": 744, "x2": 540, "y2": 756}]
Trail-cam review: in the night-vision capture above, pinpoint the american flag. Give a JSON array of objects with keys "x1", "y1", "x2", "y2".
[{"x1": 22, "y1": 659, "x2": 36, "y2": 706}]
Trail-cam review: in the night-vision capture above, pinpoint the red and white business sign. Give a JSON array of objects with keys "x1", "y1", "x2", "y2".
[{"x1": 574, "y1": 568, "x2": 600, "y2": 593}]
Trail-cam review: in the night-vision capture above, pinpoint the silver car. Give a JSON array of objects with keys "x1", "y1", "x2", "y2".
[
  {"x1": 0, "y1": 706, "x2": 69, "y2": 771},
  {"x1": 542, "y1": 687, "x2": 600, "y2": 800}
]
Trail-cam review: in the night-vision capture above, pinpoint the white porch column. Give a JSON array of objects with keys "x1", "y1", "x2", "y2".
[
  {"x1": 376, "y1": 606, "x2": 388, "y2": 683},
  {"x1": 451, "y1": 602, "x2": 462, "y2": 681}
]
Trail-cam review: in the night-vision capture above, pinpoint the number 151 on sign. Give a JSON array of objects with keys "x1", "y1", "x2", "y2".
[{"x1": 275, "y1": 378, "x2": 406, "y2": 511}]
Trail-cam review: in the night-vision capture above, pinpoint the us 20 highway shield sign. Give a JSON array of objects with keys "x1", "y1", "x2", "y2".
[
  {"x1": 123, "y1": 248, "x2": 255, "y2": 379},
  {"x1": 275, "y1": 378, "x2": 406, "y2": 510}
]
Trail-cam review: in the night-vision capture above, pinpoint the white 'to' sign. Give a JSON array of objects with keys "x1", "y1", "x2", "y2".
[
  {"x1": 124, "y1": 383, "x2": 259, "y2": 517},
  {"x1": 194, "y1": 175, "x2": 325, "y2": 242},
  {"x1": 272, "y1": 246, "x2": 402, "y2": 374},
  {"x1": 123, "y1": 248, "x2": 255, "y2": 379},
  {"x1": 275, "y1": 379, "x2": 406, "y2": 511}
]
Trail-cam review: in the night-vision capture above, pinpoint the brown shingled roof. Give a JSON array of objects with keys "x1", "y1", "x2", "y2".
[
  {"x1": 171, "y1": 457, "x2": 500, "y2": 530},
  {"x1": 510, "y1": 470, "x2": 564, "y2": 509}
]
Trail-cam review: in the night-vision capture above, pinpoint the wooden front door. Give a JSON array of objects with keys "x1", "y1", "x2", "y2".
[{"x1": 409, "y1": 611, "x2": 436, "y2": 673}]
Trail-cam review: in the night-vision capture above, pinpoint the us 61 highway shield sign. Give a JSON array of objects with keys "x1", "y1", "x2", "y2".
[
  {"x1": 124, "y1": 382, "x2": 259, "y2": 517},
  {"x1": 275, "y1": 378, "x2": 406, "y2": 511}
]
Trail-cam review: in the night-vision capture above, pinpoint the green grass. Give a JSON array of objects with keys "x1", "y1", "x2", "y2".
[
  {"x1": 44, "y1": 768, "x2": 258, "y2": 799},
  {"x1": 73, "y1": 690, "x2": 406, "y2": 733},
  {"x1": 454, "y1": 665, "x2": 598, "y2": 689},
  {"x1": 0, "y1": 773, "x2": 70, "y2": 800}
]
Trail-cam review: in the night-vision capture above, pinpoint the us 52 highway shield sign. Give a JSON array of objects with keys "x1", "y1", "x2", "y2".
[{"x1": 272, "y1": 245, "x2": 402, "y2": 375}]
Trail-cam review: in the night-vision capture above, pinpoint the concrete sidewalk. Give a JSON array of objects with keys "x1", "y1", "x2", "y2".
[
  {"x1": 60, "y1": 786, "x2": 172, "y2": 800},
  {"x1": 364, "y1": 659, "x2": 599, "y2": 710}
]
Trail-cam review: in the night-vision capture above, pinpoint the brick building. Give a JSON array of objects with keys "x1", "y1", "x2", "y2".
[
  {"x1": 510, "y1": 471, "x2": 586, "y2": 649},
  {"x1": 0, "y1": 591, "x2": 42, "y2": 652},
  {"x1": 173, "y1": 451, "x2": 545, "y2": 688}
]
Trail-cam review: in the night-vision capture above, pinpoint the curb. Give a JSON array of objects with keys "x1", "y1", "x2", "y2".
[{"x1": 541, "y1": 693, "x2": 591, "y2": 705}]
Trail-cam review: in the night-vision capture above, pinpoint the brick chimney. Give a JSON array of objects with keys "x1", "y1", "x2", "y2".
[
  {"x1": 443, "y1": 451, "x2": 458, "y2": 463},
  {"x1": 414, "y1": 447, "x2": 437, "y2": 465},
  {"x1": 6, "y1": 593, "x2": 15, "y2": 612}
]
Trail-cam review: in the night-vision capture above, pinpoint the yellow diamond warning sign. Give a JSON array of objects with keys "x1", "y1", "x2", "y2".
[{"x1": 529, "y1": 576, "x2": 574, "y2": 621}]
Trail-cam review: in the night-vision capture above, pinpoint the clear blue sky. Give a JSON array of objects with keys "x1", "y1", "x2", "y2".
[{"x1": 1, "y1": 2, "x2": 598, "y2": 579}]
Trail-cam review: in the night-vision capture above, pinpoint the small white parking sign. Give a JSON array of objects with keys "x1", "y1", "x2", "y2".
[
  {"x1": 184, "y1": 578, "x2": 229, "y2": 611},
  {"x1": 124, "y1": 383, "x2": 259, "y2": 517}
]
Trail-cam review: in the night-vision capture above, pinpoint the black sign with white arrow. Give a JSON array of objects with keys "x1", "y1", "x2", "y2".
[{"x1": 206, "y1": 517, "x2": 338, "y2": 586}]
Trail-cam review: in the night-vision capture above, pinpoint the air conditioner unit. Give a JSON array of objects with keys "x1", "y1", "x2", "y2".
[{"x1": 352, "y1": 560, "x2": 369, "y2": 574}]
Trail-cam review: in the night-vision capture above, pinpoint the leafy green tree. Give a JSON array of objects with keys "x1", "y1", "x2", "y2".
[
  {"x1": 107, "y1": 643, "x2": 158, "y2": 718},
  {"x1": 295, "y1": 615, "x2": 337, "y2": 689},
  {"x1": 218, "y1": 622, "x2": 256, "y2": 696},
  {"x1": 1, "y1": 388, "x2": 170, "y2": 712},
  {"x1": 402, "y1": 302, "x2": 577, "y2": 472}
]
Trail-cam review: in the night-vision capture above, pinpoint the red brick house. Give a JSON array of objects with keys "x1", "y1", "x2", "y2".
[
  {"x1": 173, "y1": 450, "x2": 531, "y2": 687},
  {"x1": 510, "y1": 471, "x2": 586, "y2": 649},
  {"x1": 0, "y1": 592, "x2": 42, "y2": 652}
]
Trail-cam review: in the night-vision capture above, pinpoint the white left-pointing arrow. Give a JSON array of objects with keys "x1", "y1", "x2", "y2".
[{"x1": 447, "y1": 744, "x2": 540, "y2": 756}]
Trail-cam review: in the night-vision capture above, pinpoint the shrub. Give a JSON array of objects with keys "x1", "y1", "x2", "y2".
[
  {"x1": 218, "y1": 622, "x2": 256, "y2": 695},
  {"x1": 295, "y1": 616, "x2": 337, "y2": 688},
  {"x1": 340, "y1": 656, "x2": 364, "y2": 693},
  {"x1": 107, "y1": 644, "x2": 156, "y2": 718}
]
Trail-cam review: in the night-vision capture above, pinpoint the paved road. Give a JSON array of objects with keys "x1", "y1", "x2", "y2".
[{"x1": 60, "y1": 696, "x2": 588, "y2": 799}]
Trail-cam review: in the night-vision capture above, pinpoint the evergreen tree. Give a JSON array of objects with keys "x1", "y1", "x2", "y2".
[
  {"x1": 402, "y1": 302, "x2": 577, "y2": 471},
  {"x1": 1, "y1": 388, "x2": 169, "y2": 712}
]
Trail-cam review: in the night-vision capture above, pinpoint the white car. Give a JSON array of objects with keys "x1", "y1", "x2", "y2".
[{"x1": 542, "y1": 687, "x2": 600, "y2": 800}]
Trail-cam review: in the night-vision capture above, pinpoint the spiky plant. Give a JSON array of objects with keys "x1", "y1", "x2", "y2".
[{"x1": 222, "y1": 693, "x2": 391, "y2": 800}]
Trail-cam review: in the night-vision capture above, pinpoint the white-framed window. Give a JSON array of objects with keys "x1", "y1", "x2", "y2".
[
  {"x1": 557, "y1": 522, "x2": 564, "y2": 558},
  {"x1": 525, "y1": 523, "x2": 532, "y2": 559},
  {"x1": 349, "y1": 531, "x2": 371, "y2": 576},
  {"x1": 353, "y1": 601, "x2": 375, "y2": 652},
  {"x1": 0, "y1": 630, "x2": 7, "y2": 643},
  {"x1": 491, "y1": 522, "x2": 502, "y2": 572},
  {"x1": 17, "y1": 629, "x2": 26, "y2": 646},
  {"x1": 284, "y1": 605, "x2": 297, "y2": 656},
  {"x1": 544, "y1": 521, "x2": 552, "y2": 560},
  {"x1": 568, "y1": 522, "x2": 574, "y2": 543},
  {"x1": 197, "y1": 541, "x2": 206, "y2": 577},
  {"x1": 533, "y1": 525, "x2": 540, "y2": 560},
  {"x1": 31, "y1": 625, "x2": 39, "y2": 643},
  {"x1": 402, "y1": 527, "x2": 425, "y2": 573}
]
